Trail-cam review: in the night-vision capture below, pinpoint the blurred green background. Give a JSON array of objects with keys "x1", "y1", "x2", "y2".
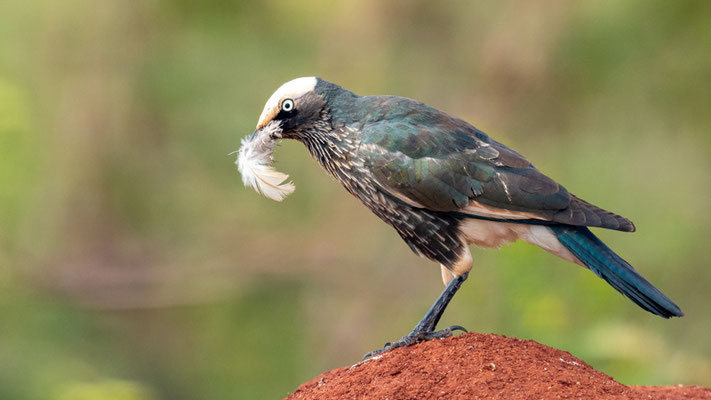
[{"x1": 1, "y1": 0, "x2": 710, "y2": 398}]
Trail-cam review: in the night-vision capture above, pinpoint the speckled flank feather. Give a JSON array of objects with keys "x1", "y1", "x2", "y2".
[{"x1": 236, "y1": 122, "x2": 295, "y2": 201}]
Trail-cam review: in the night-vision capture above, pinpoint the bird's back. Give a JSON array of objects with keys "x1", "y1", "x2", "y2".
[{"x1": 349, "y1": 94, "x2": 634, "y2": 232}]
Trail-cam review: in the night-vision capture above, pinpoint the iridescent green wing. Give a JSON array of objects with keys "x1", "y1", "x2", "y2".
[{"x1": 357, "y1": 99, "x2": 633, "y2": 231}]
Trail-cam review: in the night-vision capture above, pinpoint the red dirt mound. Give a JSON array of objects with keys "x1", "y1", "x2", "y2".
[{"x1": 285, "y1": 332, "x2": 709, "y2": 400}]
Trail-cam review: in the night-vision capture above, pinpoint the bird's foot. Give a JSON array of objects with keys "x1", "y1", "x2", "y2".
[{"x1": 362, "y1": 325, "x2": 467, "y2": 360}]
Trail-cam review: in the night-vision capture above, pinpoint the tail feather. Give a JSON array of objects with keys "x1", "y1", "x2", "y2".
[
  {"x1": 555, "y1": 195, "x2": 636, "y2": 232},
  {"x1": 551, "y1": 225, "x2": 683, "y2": 318}
]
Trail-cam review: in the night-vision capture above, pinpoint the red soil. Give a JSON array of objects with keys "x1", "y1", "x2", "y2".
[{"x1": 285, "y1": 332, "x2": 709, "y2": 400}]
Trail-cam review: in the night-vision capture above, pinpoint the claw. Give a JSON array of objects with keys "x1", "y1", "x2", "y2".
[
  {"x1": 361, "y1": 349, "x2": 380, "y2": 360},
  {"x1": 362, "y1": 325, "x2": 467, "y2": 360},
  {"x1": 449, "y1": 325, "x2": 467, "y2": 333},
  {"x1": 362, "y1": 274, "x2": 469, "y2": 361}
]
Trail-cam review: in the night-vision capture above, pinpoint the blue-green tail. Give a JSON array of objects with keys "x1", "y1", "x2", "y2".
[{"x1": 550, "y1": 225, "x2": 683, "y2": 318}]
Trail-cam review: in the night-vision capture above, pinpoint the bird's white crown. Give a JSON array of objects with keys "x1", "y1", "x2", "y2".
[{"x1": 256, "y1": 77, "x2": 317, "y2": 130}]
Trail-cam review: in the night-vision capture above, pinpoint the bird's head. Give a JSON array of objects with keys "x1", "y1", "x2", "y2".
[
  {"x1": 236, "y1": 77, "x2": 327, "y2": 201},
  {"x1": 254, "y1": 76, "x2": 326, "y2": 139}
]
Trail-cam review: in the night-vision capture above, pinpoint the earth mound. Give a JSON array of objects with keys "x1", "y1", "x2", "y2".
[{"x1": 285, "y1": 332, "x2": 709, "y2": 400}]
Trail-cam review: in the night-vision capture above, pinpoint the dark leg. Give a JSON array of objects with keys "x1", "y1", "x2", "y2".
[{"x1": 363, "y1": 272, "x2": 469, "y2": 359}]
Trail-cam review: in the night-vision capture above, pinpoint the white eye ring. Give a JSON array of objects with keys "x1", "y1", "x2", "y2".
[{"x1": 282, "y1": 99, "x2": 294, "y2": 112}]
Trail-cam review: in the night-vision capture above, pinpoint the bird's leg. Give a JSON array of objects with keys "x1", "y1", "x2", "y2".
[{"x1": 363, "y1": 272, "x2": 469, "y2": 359}]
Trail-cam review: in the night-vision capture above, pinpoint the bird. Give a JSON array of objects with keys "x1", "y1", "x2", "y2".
[{"x1": 236, "y1": 77, "x2": 683, "y2": 358}]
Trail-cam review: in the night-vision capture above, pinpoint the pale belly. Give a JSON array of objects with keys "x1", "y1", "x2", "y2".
[
  {"x1": 439, "y1": 219, "x2": 583, "y2": 283},
  {"x1": 460, "y1": 219, "x2": 582, "y2": 266}
]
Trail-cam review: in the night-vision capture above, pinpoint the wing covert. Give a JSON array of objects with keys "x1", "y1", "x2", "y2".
[{"x1": 355, "y1": 99, "x2": 633, "y2": 231}]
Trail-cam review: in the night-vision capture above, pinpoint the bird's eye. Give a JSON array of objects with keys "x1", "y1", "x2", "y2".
[{"x1": 281, "y1": 99, "x2": 294, "y2": 112}]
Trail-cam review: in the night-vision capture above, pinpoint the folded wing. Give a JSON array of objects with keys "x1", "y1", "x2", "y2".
[{"x1": 357, "y1": 98, "x2": 634, "y2": 232}]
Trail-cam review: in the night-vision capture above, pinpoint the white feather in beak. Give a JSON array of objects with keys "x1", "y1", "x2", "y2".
[{"x1": 236, "y1": 123, "x2": 295, "y2": 201}]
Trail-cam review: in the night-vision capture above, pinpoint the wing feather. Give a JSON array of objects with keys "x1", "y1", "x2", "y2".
[{"x1": 357, "y1": 98, "x2": 634, "y2": 231}]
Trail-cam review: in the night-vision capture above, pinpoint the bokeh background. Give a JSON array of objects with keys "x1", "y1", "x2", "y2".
[{"x1": 1, "y1": 0, "x2": 710, "y2": 398}]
